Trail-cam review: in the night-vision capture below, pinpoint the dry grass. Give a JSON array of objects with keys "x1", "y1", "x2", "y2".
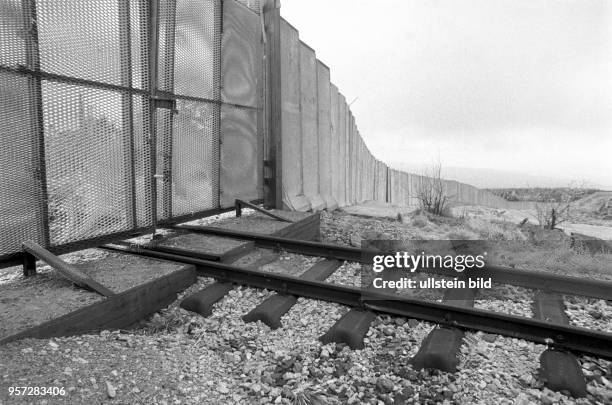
[
  {"x1": 472, "y1": 223, "x2": 612, "y2": 280},
  {"x1": 465, "y1": 218, "x2": 527, "y2": 241},
  {"x1": 500, "y1": 241, "x2": 612, "y2": 280},
  {"x1": 410, "y1": 208, "x2": 612, "y2": 280},
  {"x1": 411, "y1": 215, "x2": 428, "y2": 228}
]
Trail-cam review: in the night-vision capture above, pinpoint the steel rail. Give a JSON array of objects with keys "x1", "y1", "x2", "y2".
[
  {"x1": 173, "y1": 224, "x2": 364, "y2": 260},
  {"x1": 102, "y1": 243, "x2": 612, "y2": 359},
  {"x1": 172, "y1": 225, "x2": 612, "y2": 300}
]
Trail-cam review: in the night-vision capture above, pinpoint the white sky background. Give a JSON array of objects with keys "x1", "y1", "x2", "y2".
[{"x1": 281, "y1": 0, "x2": 612, "y2": 188}]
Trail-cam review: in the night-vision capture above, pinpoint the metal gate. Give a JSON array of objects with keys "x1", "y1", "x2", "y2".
[{"x1": 0, "y1": 0, "x2": 263, "y2": 263}]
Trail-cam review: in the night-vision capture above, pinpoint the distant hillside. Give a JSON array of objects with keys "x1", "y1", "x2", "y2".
[
  {"x1": 485, "y1": 187, "x2": 600, "y2": 203},
  {"x1": 388, "y1": 162, "x2": 610, "y2": 190},
  {"x1": 571, "y1": 191, "x2": 612, "y2": 221}
]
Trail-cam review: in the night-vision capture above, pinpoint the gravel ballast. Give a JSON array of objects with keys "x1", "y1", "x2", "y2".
[{"x1": 1, "y1": 208, "x2": 611, "y2": 404}]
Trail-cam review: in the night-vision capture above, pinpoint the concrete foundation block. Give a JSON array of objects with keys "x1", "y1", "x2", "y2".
[
  {"x1": 308, "y1": 195, "x2": 326, "y2": 212},
  {"x1": 284, "y1": 194, "x2": 311, "y2": 212},
  {"x1": 322, "y1": 195, "x2": 338, "y2": 211}
]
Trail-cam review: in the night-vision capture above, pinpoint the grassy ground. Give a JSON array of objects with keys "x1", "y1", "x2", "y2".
[{"x1": 351, "y1": 205, "x2": 612, "y2": 281}]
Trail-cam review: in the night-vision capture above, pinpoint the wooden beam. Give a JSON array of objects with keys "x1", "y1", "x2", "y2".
[
  {"x1": 22, "y1": 241, "x2": 115, "y2": 297},
  {"x1": 1, "y1": 265, "x2": 195, "y2": 344}
]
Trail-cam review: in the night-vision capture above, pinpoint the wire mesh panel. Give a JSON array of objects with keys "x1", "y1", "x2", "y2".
[
  {"x1": 41, "y1": 81, "x2": 134, "y2": 245},
  {"x1": 173, "y1": 0, "x2": 220, "y2": 100},
  {"x1": 157, "y1": 0, "x2": 176, "y2": 93},
  {"x1": 0, "y1": 0, "x2": 258, "y2": 261},
  {"x1": 36, "y1": 0, "x2": 124, "y2": 86},
  {"x1": 0, "y1": 70, "x2": 47, "y2": 256},
  {"x1": 158, "y1": 0, "x2": 222, "y2": 219},
  {"x1": 171, "y1": 99, "x2": 220, "y2": 216},
  {"x1": 0, "y1": 0, "x2": 26, "y2": 68},
  {"x1": 0, "y1": 1, "x2": 48, "y2": 259},
  {"x1": 129, "y1": 0, "x2": 149, "y2": 90}
]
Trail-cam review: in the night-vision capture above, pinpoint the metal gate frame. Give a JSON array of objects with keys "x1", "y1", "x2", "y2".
[{"x1": 0, "y1": 0, "x2": 263, "y2": 268}]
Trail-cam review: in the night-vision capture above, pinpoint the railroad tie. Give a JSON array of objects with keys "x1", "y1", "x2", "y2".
[
  {"x1": 411, "y1": 240, "x2": 481, "y2": 372},
  {"x1": 410, "y1": 283, "x2": 477, "y2": 372},
  {"x1": 319, "y1": 267, "x2": 405, "y2": 349},
  {"x1": 532, "y1": 290, "x2": 587, "y2": 398},
  {"x1": 103, "y1": 242, "x2": 612, "y2": 361},
  {"x1": 179, "y1": 253, "x2": 279, "y2": 317},
  {"x1": 319, "y1": 309, "x2": 377, "y2": 349},
  {"x1": 180, "y1": 282, "x2": 234, "y2": 317},
  {"x1": 242, "y1": 259, "x2": 342, "y2": 329}
]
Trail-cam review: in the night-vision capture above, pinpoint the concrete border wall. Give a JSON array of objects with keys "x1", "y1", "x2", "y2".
[
  {"x1": 279, "y1": 19, "x2": 309, "y2": 211},
  {"x1": 278, "y1": 17, "x2": 518, "y2": 211}
]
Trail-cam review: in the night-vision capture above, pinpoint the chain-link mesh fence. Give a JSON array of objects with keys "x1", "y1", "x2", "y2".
[{"x1": 0, "y1": 0, "x2": 262, "y2": 261}]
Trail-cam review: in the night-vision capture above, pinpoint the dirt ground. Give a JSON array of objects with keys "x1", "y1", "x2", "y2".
[
  {"x1": 186, "y1": 209, "x2": 311, "y2": 235},
  {"x1": 0, "y1": 250, "x2": 190, "y2": 340},
  {"x1": 157, "y1": 232, "x2": 252, "y2": 256},
  {"x1": 0, "y1": 206, "x2": 611, "y2": 404}
]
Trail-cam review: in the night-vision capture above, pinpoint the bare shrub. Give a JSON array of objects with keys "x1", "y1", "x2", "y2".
[
  {"x1": 533, "y1": 182, "x2": 584, "y2": 230},
  {"x1": 416, "y1": 160, "x2": 450, "y2": 216}
]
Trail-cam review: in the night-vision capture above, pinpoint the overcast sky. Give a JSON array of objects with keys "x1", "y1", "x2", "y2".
[{"x1": 281, "y1": 0, "x2": 612, "y2": 188}]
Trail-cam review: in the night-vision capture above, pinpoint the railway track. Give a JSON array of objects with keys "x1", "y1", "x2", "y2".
[{"x1": 103, "y1": 224, "x2": 612, "y2": 398}]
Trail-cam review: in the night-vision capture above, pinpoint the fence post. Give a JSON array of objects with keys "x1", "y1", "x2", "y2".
[
  {"x1": 22, "y1": 0, "x2": 51, "y2": 248},
  {"x1": 146, "y1": 0, "x2": 159, "y2": 226},
  {"x1": 158, "y1": 0, "x2": 177, "y2": 220},
  {"x1": 263, "y1": 0, "x2": 283, "y2": 209},
  {"x1": 119, "y1": 0, "x2": 137, "y2": 229}
]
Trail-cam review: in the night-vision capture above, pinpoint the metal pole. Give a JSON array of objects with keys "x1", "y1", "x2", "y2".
[
  {"x1": 119, "y1": 0, "x2": 137, "y2": 229},
  {"x1": 22, "y1": 0, "x2": 51, "y2": 248},
  {"x1": 147, "y1": 0, "x2": 159, "y2": 228},
  {"x1": 158, "y1": 0, "x2": 176, "y2": 220}
]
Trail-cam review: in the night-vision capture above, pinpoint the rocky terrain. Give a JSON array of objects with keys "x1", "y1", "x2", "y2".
[{"x1": 0, "y1": 208, "x2": 611, "y2": 404}]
